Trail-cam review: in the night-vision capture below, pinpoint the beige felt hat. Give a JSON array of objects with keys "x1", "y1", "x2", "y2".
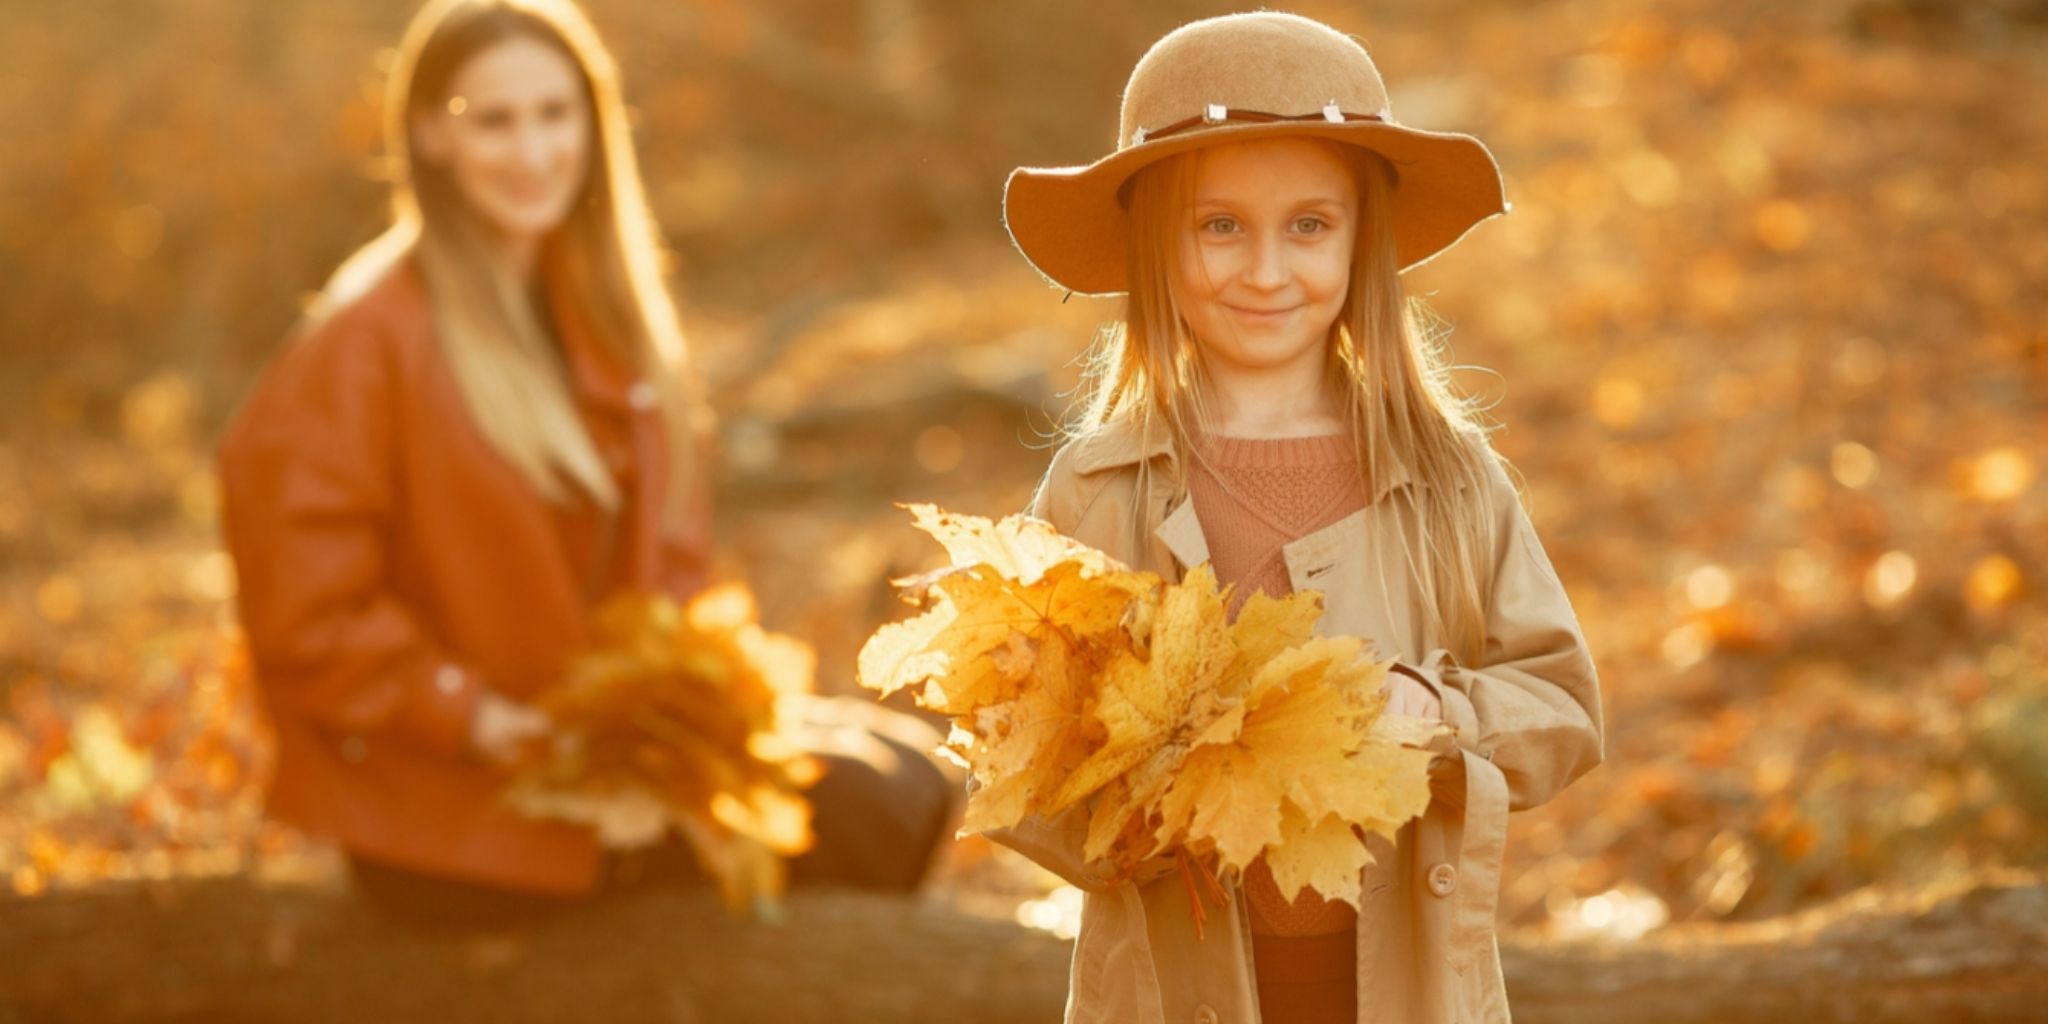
[{"x1": 1004, "y1": 11, "x2": 1509, "y2": 296}]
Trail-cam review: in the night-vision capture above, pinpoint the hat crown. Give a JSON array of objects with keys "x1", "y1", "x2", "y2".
[{"x1": 1117, "y1": 12, "x2": 1390, "y2": 150}]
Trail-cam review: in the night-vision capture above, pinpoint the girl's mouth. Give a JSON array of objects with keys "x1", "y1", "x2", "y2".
[{"x1": 1224, "y1": 303, "x2": 1299, "y2": 323}]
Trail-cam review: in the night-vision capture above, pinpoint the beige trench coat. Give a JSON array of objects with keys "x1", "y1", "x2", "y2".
[{"x1": 985, "y1": 417, "x2": 1605, "y2": 1024}]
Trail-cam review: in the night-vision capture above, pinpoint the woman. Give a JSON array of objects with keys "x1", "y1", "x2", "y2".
[{"x1": 219, "y1": 0, "x2": 950, "y2": 929}]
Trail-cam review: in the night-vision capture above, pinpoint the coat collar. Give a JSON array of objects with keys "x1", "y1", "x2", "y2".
[
  {"x1": 1067, "y1": 412, "x2": 1426, "y2": 504},
  {"x1": 1156, "y1": 496, "x2": 1210, "y2": 571}
]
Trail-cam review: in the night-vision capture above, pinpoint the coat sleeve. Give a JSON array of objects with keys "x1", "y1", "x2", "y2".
[
  {"x1": 217, "y1": 311, "x2": 484, "y2": 759},
  {"x1": 973, "y1": 446, "x2": 1178, "y2": 892},
  {"x1": 1395, "y1": 461, "x2": 1605, "y2": 813}
]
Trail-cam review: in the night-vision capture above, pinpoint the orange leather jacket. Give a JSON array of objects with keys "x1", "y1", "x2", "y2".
[{"x1": 218, "y1": 256, "x2": 710, "y2": 896}]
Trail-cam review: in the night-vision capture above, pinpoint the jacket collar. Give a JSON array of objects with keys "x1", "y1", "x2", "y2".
[{"x1": 1066, "y1": 412, "x2": 1425, "y2": 504}]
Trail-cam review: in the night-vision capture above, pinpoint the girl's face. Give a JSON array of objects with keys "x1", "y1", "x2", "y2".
[
  {"x1": 1172, "y1": 138, "x2": 1358, "y2": 378},
  {"x1": 416, "y1": 36, "x2": 591, "y2": 249}
]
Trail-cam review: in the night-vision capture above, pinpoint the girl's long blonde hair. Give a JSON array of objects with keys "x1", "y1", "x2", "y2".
[
  {"x1": 321, "y1": 0, "x2": 703, "y2": 528},
  {"x1": 1072, "y1": 142, "x2": 1501, "y2": 663}
]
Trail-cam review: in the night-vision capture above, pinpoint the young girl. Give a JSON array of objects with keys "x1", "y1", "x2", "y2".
[
  {"x1": 217, "y1": 0, "x2": 949, "y2": 929},
  {"x1": 989, "y1": 13, "x2": 1603, "y2": 1024}
]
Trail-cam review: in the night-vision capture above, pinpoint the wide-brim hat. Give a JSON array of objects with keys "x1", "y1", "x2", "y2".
[{"x1": 1004, "y1": 11, "x2": 1508, "y2": 296}]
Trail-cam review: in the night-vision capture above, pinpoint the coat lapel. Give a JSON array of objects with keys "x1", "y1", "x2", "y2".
[{"x1": 1153, "y1": 494, "x2": 1209, "y2": 574}]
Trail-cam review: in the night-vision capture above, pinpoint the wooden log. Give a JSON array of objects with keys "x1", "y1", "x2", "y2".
[
  {"x1": 0, "y1": 878, "x2": 1069, "y2": 1024},
  {"x1": 1504, "y1": 871, "x2": 2048, "y2": 1024},
  {"x1": 2, "y1": 872, "x2": 2043, "y2": 1023}
]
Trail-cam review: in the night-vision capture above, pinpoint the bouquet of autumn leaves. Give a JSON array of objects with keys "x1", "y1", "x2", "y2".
[
  {"x1": 859, "y1": 505, "x2": 1449, "y2": 931},
  {"x1": 504, "y1": 584, "x2": 820, "y2": 917}
]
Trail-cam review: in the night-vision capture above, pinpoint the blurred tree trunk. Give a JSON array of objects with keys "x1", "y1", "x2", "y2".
[{"x1": 1, "y1": 873, "x2": 2042, "y2": 1024}]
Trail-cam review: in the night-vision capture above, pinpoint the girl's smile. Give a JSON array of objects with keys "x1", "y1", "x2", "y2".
[{"x1": 1223, "y1": 301, "x2": 1304, "y2": 325}]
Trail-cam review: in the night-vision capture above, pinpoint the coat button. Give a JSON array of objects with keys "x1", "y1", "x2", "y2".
[
  {"x1": 340, "y1": 736, "x2": 368, "y2": 764},
  {"x1": 627, "y1": 380, "x2": 657, "y2": 412},
  {"x1": 1193, "y1": 1006, "x2": 1220, "y2": 1024},
  {"x1": 1427, "y1": 862, "x2": 1457, "y2": 897},
  {"x1": 435, "y1": 664, "x2": 466, "y2": 696}
]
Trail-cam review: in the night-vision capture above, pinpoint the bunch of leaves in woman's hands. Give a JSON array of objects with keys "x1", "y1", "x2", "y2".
[{"x1": 504, "y1": 584, "x2": 819, "y2": 915}]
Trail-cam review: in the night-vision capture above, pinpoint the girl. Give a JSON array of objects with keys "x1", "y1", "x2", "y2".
[
  {"x1": 218, "y1": 0, "x2": 950, "y2": 930},
  {"x1": 988, "y1": 12, "x2": 1603, "y2": 1023}
]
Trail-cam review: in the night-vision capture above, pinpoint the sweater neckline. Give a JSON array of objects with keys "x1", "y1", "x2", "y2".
[{"x1": 1194, "y1": 431, "x2": 1355, "y2": 469}]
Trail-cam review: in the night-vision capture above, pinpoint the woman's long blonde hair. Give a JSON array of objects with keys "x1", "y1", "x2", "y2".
[
  {"x1": 321, "y1": 0, "x2": 702, "y2": 527},
  {"x1": 1071, "y1": 142, "x2": 1502, "y2": 663}
]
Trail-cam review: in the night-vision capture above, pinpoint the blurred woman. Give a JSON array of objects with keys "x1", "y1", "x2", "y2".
[{"x1": 218, "y1": 0, "x2": 950, "y2": 929}]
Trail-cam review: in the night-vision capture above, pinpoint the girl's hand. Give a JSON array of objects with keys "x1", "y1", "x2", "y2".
[
  {"x1": 470, "y1": 691, "x2": 553, "y2": 765},
  {"x1": 1380, "y1": 670, "x2": 1443, "y2": 721}
]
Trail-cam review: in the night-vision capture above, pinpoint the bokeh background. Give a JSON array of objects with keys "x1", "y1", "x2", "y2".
[{"x1": 3, "y1": 0, "x2": 2045, "y2": 967}]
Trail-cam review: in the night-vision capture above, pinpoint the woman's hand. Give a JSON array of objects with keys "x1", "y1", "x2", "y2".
[
  {"x1": 469, "y1": 690, "x2": 553, "y2": 765},
  {"x1": 1381, "y1": 670, "x2": 1443, "y2": 721}
]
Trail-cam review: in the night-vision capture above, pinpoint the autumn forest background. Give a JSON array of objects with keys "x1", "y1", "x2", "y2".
[{"x1": 2, "y1": 0, "x2": 2045, "y2": 1020}]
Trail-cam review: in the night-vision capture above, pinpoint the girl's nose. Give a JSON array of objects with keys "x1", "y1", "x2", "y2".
[{"x1": 1243, "y1": 232, "x2": 1290, "y2": 290}]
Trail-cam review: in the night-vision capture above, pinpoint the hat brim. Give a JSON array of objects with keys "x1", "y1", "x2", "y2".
[{"x1": 1004, "y1": 120, "x2": 1508, "y2": 296}]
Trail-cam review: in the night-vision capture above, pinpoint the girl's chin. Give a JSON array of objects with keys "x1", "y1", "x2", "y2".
[
  {"x1": 1196, "y1": 328, "x2": 1328, "y2": 367},
  {"x1": 1204, "y1": 344, "x2": 1327, "y2": 375}
]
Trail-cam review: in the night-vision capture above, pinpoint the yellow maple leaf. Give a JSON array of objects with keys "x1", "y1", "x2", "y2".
[
  {"x1": 1151, "y1": 636, "x2": 1440, "y2": 906},
  {"x1": 1153, "y1": 641, "x2": 1363, "y2": 869},
  {"x1": 904, "y1": 503, "x2": 1121, "y2": 584},
  {"x1": 954, "y1": 656, "x2": 1100, "y2": 833},
  {"x1": 1047, "y1": 564, "x2": 1237, "y2": 814},
  {"x1": 861, "y1": 561, "x2": 1146, "y2": 715},
  {"x1": 1065, "y1": 572, "x2": 1334, "y2": 866},
  {"x1": 1263, "y1": 804, "x2": 1377, "y2": 908},
  {"x1": 858, "y1": 508, "x2": 1151, "y2": 834},
  {"x1": 1217, "y1": 588, "x2": 1324, "y2": 697}
]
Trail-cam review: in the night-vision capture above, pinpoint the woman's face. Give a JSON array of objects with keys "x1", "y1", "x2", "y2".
[
  {"x1": 1172, "y1": 138, "x2": 1359, "y2": 378},
  {"x1": 416, "y1": 35, "x2": 591, "y2": 248}
]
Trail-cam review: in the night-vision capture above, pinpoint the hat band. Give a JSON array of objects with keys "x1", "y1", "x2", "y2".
[{"x1": 1128, "y1": 102, "x2": 1393, "y2": 147}]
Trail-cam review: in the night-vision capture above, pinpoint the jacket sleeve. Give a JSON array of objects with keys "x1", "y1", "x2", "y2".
[
  {"x1": 1396, "y1": 461, "x2": 1605, "y2": 814},
  {"x1": 974, "y1": 446, "x2": 1177, "y2": 892},
  {"x1": 217, "y1": 311, "x2": 484, "y2": 759}
]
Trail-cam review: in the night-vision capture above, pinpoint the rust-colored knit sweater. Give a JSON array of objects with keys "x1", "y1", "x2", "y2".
[{"x1": 1187, "y1": 431, "x2": 1366, "y2": 939}]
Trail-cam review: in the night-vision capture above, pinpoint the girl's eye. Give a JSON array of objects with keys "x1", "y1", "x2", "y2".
[
  {"x1": 1202, "y1": 217, "x2": 1241, "y2": 235},
  {"x1": 540, "y1": 100, "x2": 573, "y2": 123},
  {"x1": 1294, "y1": 216, "x2": 1327, "y2": 234},
  {"x1": 475, "y1": 109, "x2": 514, "y2": 130}
]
